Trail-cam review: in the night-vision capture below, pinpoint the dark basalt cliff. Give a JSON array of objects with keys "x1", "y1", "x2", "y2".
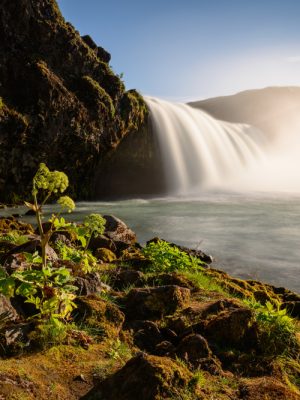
[{"x1": 0, "y1": 0, "x2": 147, "y2": 202}]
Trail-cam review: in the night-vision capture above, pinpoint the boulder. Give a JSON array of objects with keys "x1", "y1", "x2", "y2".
[
  {"x1": 94, "y1": 248, "x2": 117, "y2": 263},
  {"x1": 203, "y1": 305, "x2": 254, "y2": 347},
  {"x1": 0, "y1": 294, "x2": 19, "y2": 324},
  {"x1": 50, "y1": 232, "x2": 72, "y2": 248},
  {"x1": 154, "y1": 340, "x2": 176, "y2": 356},
  {"x1": 173, "y1": 333, "x2": 222, "y2": 374},
  {"x1": 0, "y1": 322, "x2": 33, "y2": 357},
  {"x1": 88, "y1": 234, "x2": 117, "y2": 253},
  {"x1": 109, "y1": 269, "x2": 145, "y2": 290},
  {"x1": 175, "y1": 333, "x2": 211, "y2": 361},
  {"x1": 281, "y1": 301, "x2": 300, "y2": 318},
  {"x1": 74, "y1": 295, "x2": 124, "y2": 338},
  {"x1": 2, "y1": 253, "x2": 29, "y2": 274},
  {"x1": 83, "y1": 353, "x2": 195, "y2": 400},
  {"x1": 103, "y1": 215, "x2": 136, "y2": 249},
  {"x1": 131, "y1": 320, "x2": 164, "y2": 353},
  {"x1": 74, "y1": 273, "x2": 111, "y2": 296},
  {"x1": 124, "y1": 285, "x2": 190, "y2": 320},
  {"x1": 2, "y1": 240, "x2": 58, "y2": 265}
]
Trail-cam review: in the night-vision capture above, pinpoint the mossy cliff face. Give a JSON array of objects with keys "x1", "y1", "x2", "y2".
[{"x1": 0, "y1": 0, "x2": 147, "y2": 202}]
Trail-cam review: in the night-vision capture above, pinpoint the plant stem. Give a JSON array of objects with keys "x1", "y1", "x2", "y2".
[
  {"x1": 33, "y1": 193, "x2": 47, "y2": 269},
  {"x1": 85, "y1": 229, "x2": 94, "y2": 251}
]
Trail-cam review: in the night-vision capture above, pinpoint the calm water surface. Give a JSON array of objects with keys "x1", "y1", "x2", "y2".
[{"x1": 2, "y1": 191, "x2": 300, "y2": 293}]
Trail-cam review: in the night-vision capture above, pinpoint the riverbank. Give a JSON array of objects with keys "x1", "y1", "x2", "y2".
[
  {"x1": 2, "y1": 192, "x2": 300, "y2": 294},
  {"x1": 0, "y1": 214, "x2": 299, "y2": 399}
]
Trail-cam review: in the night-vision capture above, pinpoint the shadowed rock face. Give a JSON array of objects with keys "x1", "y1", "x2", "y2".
[
  {"x1": 0, "y1": 0, "x2": 147, "y2": 202},
  {"x1": 92, "y1": 120, "x2": 167, "y2": 199}
]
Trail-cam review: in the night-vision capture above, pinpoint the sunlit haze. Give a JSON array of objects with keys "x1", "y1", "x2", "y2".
[{"x1": 57, "y1": 0, "x2": 300, "y2": 100}]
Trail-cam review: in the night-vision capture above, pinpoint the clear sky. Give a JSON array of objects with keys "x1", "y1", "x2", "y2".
[{"x1": 57, "y1": 0, "x2": 300, "y2": 101}]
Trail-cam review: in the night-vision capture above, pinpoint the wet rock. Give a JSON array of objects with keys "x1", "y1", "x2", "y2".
[
  {"x1": 124, "y1": 285, "x2": 190, "y2": 320},
  {"x1": 173, "y1": 333, "x2": 222, "y2": 374},
  {"x1": 95, "y1": 247, "x2": 117, "y2": 263},
  {"x1": 203, "y1": 304, "x2": 254, "y2": 347},
  {"x1": 2, "y1": 240, "x2": 58, "y2": 264},
  {"x1": 131, "y1": 320, "x2": 164, "y2": 353},
  {"x1": 0, "y1": 323, "x2": 33, "y2": 357},
  {"x1": 175, "y1": 333, "x2": 211, "y2": 361},
  {"x1": 24, "y1": 209, "x2": 35, "y2": 216},
  {"x1": 2, "y1": 253, "x2": 29, "y2": 274},
  {"x1": 50, "y1": 232, "x2": 72, "y2": 247},
  {"x1": 88, "y1": 234, "x2": 117, "y2": 253},
  {"x1": 74, "y1": 295, "x2": 124, "y2": 338},
  {"x1": 160, "y1": 327, "x2": 178, "y2": 343},
  {"x1": 154, "y1": 340, "x2": 176, "y2": 356},
  {"x1": 104, "y1": 215, "x2": 136, "y2": 248},
  {"x1": 110, "y1": 269, "x2": 145, "y2": 290},
  {"x1": 74, "y1": 273, "x2": 111, "y2": 296},
  {"x1": 0, "y1": 294, "x2": 19, "y2": 324},
  {"x1": 83, "y1": 353, "x2": 194, "y2": 400}
]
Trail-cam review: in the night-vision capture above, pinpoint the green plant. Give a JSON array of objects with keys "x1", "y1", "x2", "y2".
[
  {"x1": 0, "y1": 263, "x2": 77, "y2": 321},
  {"x1": 245, "y1": 299, "x2": 298, "y2": 356},
  {"x1": 25, "y1": 163, "x2": 75, "y2": 269},
  {"x1": 182, "y1": 270, "x2": 226, "y2": 294},
  {"x1": 106, "y1": 338, "x2": 132, "y2": 363},
  {"x1": 56, "y1": 241, "x2": 97, "y2": 274},
  {"x1": 0, "y1": 231, "x2": 28, "y2": 245},
  {"x1": 83, "y1": 213, "x2": 106, "y2": 250},
  {"x1": 32, "y1": 317, "x2": 70, "y2": 346},
  {"x1": 142, "y1": 240, "x2": 205, "y2": 273}
]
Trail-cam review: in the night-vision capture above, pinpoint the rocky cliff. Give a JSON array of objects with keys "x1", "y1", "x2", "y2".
[{"x1": 0, "y1": 0, "x2": 147, "y2": 202}]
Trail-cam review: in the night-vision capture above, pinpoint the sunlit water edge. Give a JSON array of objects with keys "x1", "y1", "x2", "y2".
[{"x1": 1, "y1": 190, "x2": 300, "y2": 293}]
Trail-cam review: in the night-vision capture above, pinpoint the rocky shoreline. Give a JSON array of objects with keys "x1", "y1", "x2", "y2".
[{"x1": 0, "y1": 213, "x2": 299, "y2": 399}]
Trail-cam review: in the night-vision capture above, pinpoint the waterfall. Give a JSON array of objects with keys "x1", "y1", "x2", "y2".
[{"x1": 145, "y1": 96, "x2": 266, "y2": 195}]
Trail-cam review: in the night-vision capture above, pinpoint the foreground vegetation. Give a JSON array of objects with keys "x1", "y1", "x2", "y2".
[{"x1": 0, "y1": 165, "x2": 299, "y2": 399}]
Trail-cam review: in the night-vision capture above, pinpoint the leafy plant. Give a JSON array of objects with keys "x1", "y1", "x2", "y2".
[
  {"x1": 142, "y1": 240, "x2": 205, "y2": 273},
  {"x1": 25, "y1": 163, "x2": 75, "y2": 269},
  {"x1": 245, "y1": 299, "x2": 298, "y2": 356},
  {"x1": 56, "y1": 241, "x2": 97, "y2": 274},
  {"x1": 0, "y1": 263, "x2": 77, "y2": 321},
  {"x1": 0, "y1": 231, "x2": 28, "y2": 245},
  {"x1": 107, "y1": 338, "x2": 132, "y2": 363},
  {"x1": 83, "y1": 213, "x2": 106, "y2": 250}
]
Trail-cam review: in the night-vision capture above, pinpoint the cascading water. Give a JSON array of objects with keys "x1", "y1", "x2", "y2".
[{"x1": 145, "y1": 96, "x2": 266, "y2": 195}]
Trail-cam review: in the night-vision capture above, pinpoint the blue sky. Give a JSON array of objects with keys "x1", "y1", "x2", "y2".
[{"x1": 57, "y1": 0, "x2": 300, "y2": 101}]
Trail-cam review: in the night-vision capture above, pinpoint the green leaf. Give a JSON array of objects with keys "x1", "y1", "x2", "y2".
[
  {"x1": 0, "y1": 277, "x2": 15, "y2": 297},
  {"x1": 16, "y1": 282, "x2": 37, "y2": 297}
]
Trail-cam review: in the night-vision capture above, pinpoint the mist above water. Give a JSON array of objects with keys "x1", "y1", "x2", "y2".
[{"x1": 146, "y1": 96, "x2": 300, "y2": 194}]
